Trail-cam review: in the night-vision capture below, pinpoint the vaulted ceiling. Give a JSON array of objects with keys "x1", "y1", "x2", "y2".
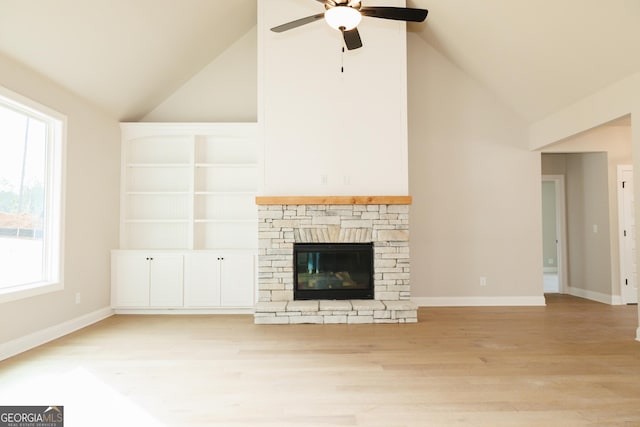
[
  {"x1": 0, "y1": 0, "x2": 256, "y2": 120},
  {"x1": 1, "y1": 0, "x2": 638, "y2": 124}
]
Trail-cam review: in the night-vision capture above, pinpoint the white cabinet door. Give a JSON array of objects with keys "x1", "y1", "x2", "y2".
[
  {"x1": 220, "y1": 252, "x2": 255, "y2": 307},
  {"x1": 184, "y1": 253, "x2": 221, "y2": 307},
  {"x1": 184, "y1": 251, "x2": 255, "y2": 308},
  {"x1": 112, "y1": 252, "x2": 184, "y2": 308},
  {"x1": 149, "y1": 254, "x2": 184, "y2": 307},
  {"x1": 112, "y1": 253, "x2": 150, "y2": 307}
]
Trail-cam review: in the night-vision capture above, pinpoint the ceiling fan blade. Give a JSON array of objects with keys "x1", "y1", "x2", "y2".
[
  {"x1": 270, "y1": 13, "x2": 325, "y2": 33},
  {"x1": 342, "y1": 27, "x2": 363, "y2": 50},
  {"x1": 360, "y1": 6, "x2": 428, "y2": 22}
]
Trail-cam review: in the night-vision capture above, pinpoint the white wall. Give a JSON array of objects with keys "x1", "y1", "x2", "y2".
[
  {"x1": 407, "y1": 35, "x2": 544, "y2": 305},
  {"x1": 258, "y1": 0, "x2": 409, "y2": 196},
  {"x1": 0, "y1": 53, "x2": 120, "y2": 347}
]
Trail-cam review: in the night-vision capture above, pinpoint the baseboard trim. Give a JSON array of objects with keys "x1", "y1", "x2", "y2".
[
  {"x1": 412, "y1": 296, "x2": 546, "y2": 307},
  {"x1": 567, "y1": 287, "x2": 621, "y2": 305},
  {"x1": 0, "y1": 307, "x2": 113, "y2": 361}
]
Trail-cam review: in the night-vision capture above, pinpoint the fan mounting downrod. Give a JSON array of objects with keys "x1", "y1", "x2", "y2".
[{"x1": 270, "y1": 0, "x2": 428, "y2": 50}]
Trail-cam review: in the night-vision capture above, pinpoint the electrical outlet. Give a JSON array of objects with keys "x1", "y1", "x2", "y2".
[
  {"x1": 75, "y1": 292, "x2": 81, "y2": 304},
  {"x1": 480, "y1": 276, "x2": 487, "y2": 287},
  {"x1": 321, "y1": 174, "x2": 328, "y2": 185}
]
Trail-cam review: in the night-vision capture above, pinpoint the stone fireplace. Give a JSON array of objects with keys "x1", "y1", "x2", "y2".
[{"x1": 254, "y1": 196, "x2": 418, "y2": 324}]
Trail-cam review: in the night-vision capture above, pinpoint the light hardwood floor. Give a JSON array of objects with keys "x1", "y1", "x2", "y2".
[{"x1": 1, "y1": 294, "x2": 639, "y2": 426}]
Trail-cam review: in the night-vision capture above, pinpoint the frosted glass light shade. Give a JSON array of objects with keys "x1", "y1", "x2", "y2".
[{"x1": 324, "y1": 6, "x2": 362, "y2": 31}]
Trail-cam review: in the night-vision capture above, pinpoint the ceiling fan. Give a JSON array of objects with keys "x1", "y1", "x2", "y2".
[{"x1": 270, "y1": 0, "x2": 428, "y2": 51}]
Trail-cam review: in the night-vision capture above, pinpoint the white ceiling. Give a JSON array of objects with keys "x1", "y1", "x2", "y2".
[{"x1": 0, "y1": 0, "x2": 638, "y2": 123}]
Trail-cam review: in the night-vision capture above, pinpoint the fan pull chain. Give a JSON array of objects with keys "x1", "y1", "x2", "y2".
[{"x1": 341, "y1": 46, "x2": 345, "y2": 73}]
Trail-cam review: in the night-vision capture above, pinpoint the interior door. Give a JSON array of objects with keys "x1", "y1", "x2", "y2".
[{"x1": 619, "y1": 167, "x2": 638, "y2": 304}]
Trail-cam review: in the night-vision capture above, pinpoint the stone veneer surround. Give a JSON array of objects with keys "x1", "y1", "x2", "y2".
[{"x1": 254, "y1": 198, "x2": 417, "y2": 324}]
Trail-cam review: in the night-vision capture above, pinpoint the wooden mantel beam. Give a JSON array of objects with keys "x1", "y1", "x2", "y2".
[{"x1": 255, "y1": 196, "x2": 412, "y2": 205}]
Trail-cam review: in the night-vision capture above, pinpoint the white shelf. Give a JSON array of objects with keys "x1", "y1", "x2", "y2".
[
  {"x1": 123, "y1": 222, "x2": 191, "y2": 250},
  {"x1": 193, "y1": 219, "x2": 256, "y2": 223},
  {"x1": 195, "y1": 167, "x2": 257, "y2": 193},
  {"x1": 127, "y1": 135, "x2": 193, "y2": 164},
  {"x1": 124, "y1": 220, "x2": 190, "y2": 224},
  {"x1": 194, "y1": 191, "x2": 255, "y2": 195},
  {"x1": 195, "y1": 134, "x2": 257, "y2": 164},
  {"x1": 126, "y1": 191, "x2": 190, "y2": 195},
  {"x1": 193, "y1": 222, "x2": 258, "y2": 250},
  {"x1": 127, "y1": 163, "x2": 192, "y2": 168},
  {"x1": 195, "y1": 163, "x2": 256, "y2": 168}
]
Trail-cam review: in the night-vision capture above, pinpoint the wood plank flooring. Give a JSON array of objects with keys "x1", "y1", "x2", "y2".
[{"x1": 1, "y1": 294, "x2": 639, "y2": 426}]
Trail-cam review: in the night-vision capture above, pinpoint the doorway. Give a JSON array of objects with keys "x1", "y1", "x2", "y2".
[{"x1": 542, "y1": 175, "x2": 567, "y2": 294}]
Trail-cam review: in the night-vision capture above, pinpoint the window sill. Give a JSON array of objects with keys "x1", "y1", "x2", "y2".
[{"x1": 0, "y1": 282, "x2": 64, "y2": 304}]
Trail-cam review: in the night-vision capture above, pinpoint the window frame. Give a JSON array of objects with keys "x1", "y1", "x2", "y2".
[{"x1": 0, "y1": 86, "x2": 67, "y2": 303}]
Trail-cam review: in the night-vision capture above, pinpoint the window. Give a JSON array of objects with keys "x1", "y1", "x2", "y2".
[{"x1": 0, "y1": 86, "x2": 66, "y2": 302}]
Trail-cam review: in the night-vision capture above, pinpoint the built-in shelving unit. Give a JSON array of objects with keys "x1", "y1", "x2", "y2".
[
  {"x1": 119, "y1": 123, "x2": 258, "y2": 251},
  {"x1": 113, "y1": 123, "x2": 259, "y2": 312}
]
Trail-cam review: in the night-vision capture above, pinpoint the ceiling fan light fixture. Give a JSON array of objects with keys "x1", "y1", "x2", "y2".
[{"x1": 324, "y1": 6, "x2": 362, "y2": 31}]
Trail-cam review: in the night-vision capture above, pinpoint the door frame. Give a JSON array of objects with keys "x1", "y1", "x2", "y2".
[
  {"x1": 617, "y1": 164, "x2": 637, "y2": 304},
  {"x1": 542, "y1": 175, "x2": 568, "y2": 294}
]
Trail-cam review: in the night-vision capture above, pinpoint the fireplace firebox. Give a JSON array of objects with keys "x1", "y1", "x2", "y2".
[{"x1": 293, "y1": 242, "x2": 374, "y2": 300}]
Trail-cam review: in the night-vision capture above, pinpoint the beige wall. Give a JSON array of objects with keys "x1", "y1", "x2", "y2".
[
  {"x1": 407, "y1": 35, "x2": 543, "y2": 302},
  {"x1": 0, "y1": 53, "x2": 120, "y2": 344},
  {"x1": 566, "y1": 153, "x2": 612, "y2": 297},
  {"x1": 143, "y1": 27, "x2": 258, "y2": 122}
]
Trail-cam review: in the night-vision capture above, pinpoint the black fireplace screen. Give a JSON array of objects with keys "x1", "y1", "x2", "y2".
[{"x1": 293, "y1": 242, "x2": 374, "y2": 300}]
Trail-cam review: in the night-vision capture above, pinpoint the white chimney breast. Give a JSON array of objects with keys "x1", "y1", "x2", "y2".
[{"x1": 258, "y1": 0, "x2": 409, "y2": 196}]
